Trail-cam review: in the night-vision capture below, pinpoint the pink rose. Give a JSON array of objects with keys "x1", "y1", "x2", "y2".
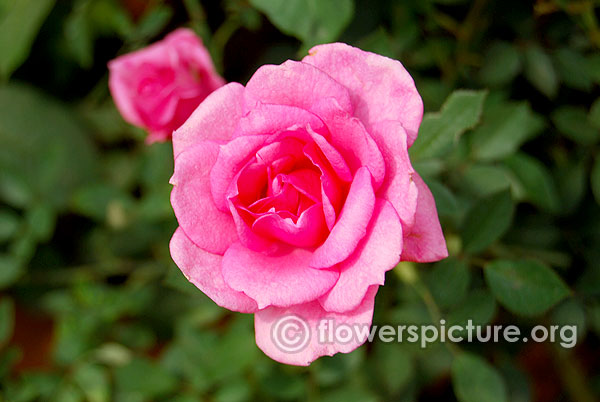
[
  {"x1": 108, "y1": 28, "x2": 225, "y2": 143},
  {"x1": 169, "y1": 43, "x2": 447, "y2": 365}
]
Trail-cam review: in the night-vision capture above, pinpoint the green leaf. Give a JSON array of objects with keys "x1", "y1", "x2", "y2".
[
  {"x1": 0, "y1": 84, "x2": 98, "y2": 210},
  {"x1": 554, "y1": 157, "x2": 586, "y2": 214},
  {"x1": 522, "y1": 45, "x2": 558, "y2": 98},
  {"x1": 0, "y1": 0, "x2": 56, "y2": 79},
  {"x1": 409, "y1": 90, "x2": 487, "y2": 160},
  {"x1": 426, "y1": 257, "x2": 470, "y2": 309},
  {"x1": 461, "y1": 164, "x2": 512, "y2": 197},
  {"x1": 452, "y1": 353, "x2": 508, "y2": 402},
  {"x1": 470, "y1": 101, "x2": 544, "y2": 161},
  {"x1": 114, "y1": 357, "x2": 177, "y2": 399},
  {"x1": 590, "y1": 97, "x2": 600, "y2": 130},
  {"x1": 484, "y1": 259, "x2": 570, "y2": 316},
  {"x1": 504, "y1": 153, "x2": 560, "y2": 213},
  {"x1": 64, "y1": 0, "x2": 95, "y2": 69},
  {"x1": 478, "y1": 42, "x2": 521, "y2": 87},
  {"x1": 0, "y1": 209, "x2": 20, "y2": 242},
  {"x1": 321, "y1": 383, "x2": 378, "y2": 402},
  {"x1": 0, "y1": 254, "x2": 22, "y2": 289},
  {"x1": 371, "y1": 343, "x2": 413, "y2": 394},
  {"x1": 88, "y1": 0, "x2": 134, "y2": 39},
  {"x1": 129, "y1": 4, "x2": 173, "y2": 42},
  {"x1": 551, "y1": 299, "x2": 586, "y2": 342},
  {"x1": 426, "y1": 180, "x2": 459, "y2": 217},
  {"x1": 446, "y1": 289, "x2": 497, "y2": 333},
  {"x1": 588, "y1": 53, "x2": 600, "y2": 84},
  {"x1": 71, "y1": 184, "x2": 133, "y2": 223},
  {"x1": 357, "y1": 27, "x2": 394, "y2": 58},
  {"x1": 553, "y1": 48, "x2": 592, "y2": 92},
  {"x1": 591, "y1": 156, "x2": 600, "y2": 206},
  {"x1": 249, "y1": 0, "x2": 353, "y2": 46},
  {"x1": 0, "y1": 297, "x2": 15, "y2": 347},
  {"x1": 26, "y1": 203, "x2": 56, "y2": 242},
  {"x1": 498, "y1": 361, "x2": 532, "y2": 402},
  {"x1": 53, "y1": 382, "x2": 84, "y2": 402},
  {"x1": 73, "y1": 363, "x2": 110, "y2": 402},
  {"x1": 214, "y1": 378, "x2": 252, "y2": 402},
  {"x1": 551, "y1": 106, "x2": 599, "y2": 145},
  {"x1": 461, "y1": 191, "x2": 514, "y2": 254}
]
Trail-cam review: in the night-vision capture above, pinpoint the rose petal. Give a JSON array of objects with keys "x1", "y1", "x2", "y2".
[
  {"x1": 310, "y1": 167, "x2": 375, "y2": 268},
  {"x1": 303, "y1": 142, "x2": 347, "y2": 230},
  {"x1": 319, "y1": 199, "x2": 402, "y2": 313},
  {"x1": 317, "y1": 101, "x2": 386, "y2": 189},
  {"x1": 370, "y1": 120, "x2": 418, "y2": 229},
  {"x1": 172, "y1": 83, "x2": 245, "y2": 157},
  {"x1": 109, "y1": 45, "x2": 172, "y2": 128},
  {"x1": 254, "y1": 285, "x2": 378, "y2": 366},
  {"x1": 170, "y1": 228, "x2": 257, "y2": 313},
  {"x1": 252, "y1": 203, "x2": 327, "y2": 247},
  {"x1": 303, "y1": 43, "x2": 423, "y2": 146},
  {"x1": 222, "y1": 242, "x2": 339, "y2": 309},
  {"x1": 166, "y1": 28, "x2": 225, "y2": 95},
  {"x1": 306, "y1": 125, "x2": 352, "y2": 182},
  {"x1": 401, "y1": 173, "x2": 448, "y2": 262},
  {"x1": 234, "y1": 103, "x2": 327, "y2": 139},
  {"x1": 244, "y1": 60, "x2": 353, "y2": 117},
  {"x1": 170, "y1": 141, "x2": 238, "y2": 254},
  {"x1": 210, "y1": 135, "x2": 269, "y2": 211}
]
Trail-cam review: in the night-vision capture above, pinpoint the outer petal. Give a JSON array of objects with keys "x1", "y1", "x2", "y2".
[
  {"x1": 303, "y1": 43, "x2": 423, "y2": 146},
  {"x1": 234, "y1": 103, "x2": 327, "y2": 139},
  {"x1": 166, "y1": 28, "x2": 225, "y2": 94},
  {"x1": 401, "y1": 173, "x2": 448, "y2": 262},
  {"x1": 254, "y1": 285, "x2": 378, "y2": 366},
  {"x1": 310, "y1": 167, "x2": 375, "y2": 268},
  {"x1": 170, "y1": 228, "x2": 257, "y2": 313},
  {"x1": 370, "y1": 120, "x2": 418, "y2": 229},
  {"x1": 108, "y1": 62, "x2": 147, "y2": 128},
  {"x1": 172, "y1": 83, "x2": 245, "y2": 157},
  {"x1": 171, "y1": 141, "x2": 238, "y2": 255},
  {"x1": 221, "y1": 242, "x2": 339, "y2": 309},
  {"x1": 243, "y1": 60, "x2": 353, "y2": 117},
  {"x1": 319, "y1": 199, "x2": 402, "y2": 313}
]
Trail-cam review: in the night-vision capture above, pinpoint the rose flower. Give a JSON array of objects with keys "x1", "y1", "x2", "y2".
[
  {"x1": 169, "y1": 43, "x2": 447, "y2": 365},
  {"x1": 108, "y1": 28, "x2": 224, "y2": 143}
]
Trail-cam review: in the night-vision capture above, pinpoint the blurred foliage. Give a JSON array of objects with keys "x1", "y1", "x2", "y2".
[{"x1": 0, "y1": 0, "x2": 600, "y2": 401}]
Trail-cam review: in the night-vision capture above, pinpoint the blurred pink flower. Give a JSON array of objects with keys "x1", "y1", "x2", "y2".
[
  {"x1": 169, "y1": 43, "x2": 447, "y2": 365},
  {"x1": 108, "y1": 28, "x2": 224, "y2": 143}
]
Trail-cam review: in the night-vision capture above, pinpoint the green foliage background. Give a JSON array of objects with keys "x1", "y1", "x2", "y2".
[{"x1": 0, "y1": 0, "x2": 599, "y2": 401}]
